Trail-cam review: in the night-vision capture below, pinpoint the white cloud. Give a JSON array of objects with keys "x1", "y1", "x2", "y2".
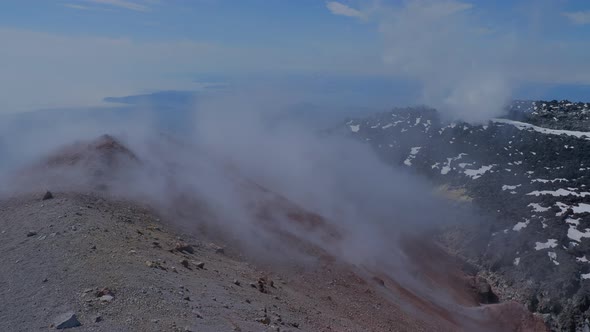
[
  {"x1": 408, "y1": 0, "x2": 473, "y2": 17},
  {"x1": 374, "y1": 0, "x2": 512, "y2": 122},
  {"x1": 80, "y1": 0, "x2": 150, "y2": 12},
  {"x1": 326, "y1": 1, "x2": 367, "y2": 20},
  {"x1": 562, "y1": 11, "x2": 590, "y2": 25},
  {"x1": 63, "y1": 4, "x2": 94, "y2": 10}
]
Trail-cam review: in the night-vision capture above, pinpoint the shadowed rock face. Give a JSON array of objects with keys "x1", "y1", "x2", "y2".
[
  {"x1": 4, "y1": 134, "x2": 142, "y2": 194},
  {"x1": 42, "y1": 134, "x2": 139, "y2": 170},
  {"x1": 344, "y1": 103, "x2": 590, "y2": 330}
]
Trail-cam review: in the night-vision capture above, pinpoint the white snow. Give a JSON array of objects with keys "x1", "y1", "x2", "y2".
[
  {"x1": 441, "y1": 161, "x2": 452, "y2": 175},
  {"x1": 555, "y1": 202, "x2": 570, "y2": 216},
  {"x1": 403, "y1": 147, "x2": 422, "y2": 166},
  {"x1": 382, "y1": 123, "x2": 393, "y2": 129},
  {"x1": 577, "y1": 256, "x2": 589, "y2": 263},
  {"x1": 535, "y1": 239, "x2": 558, "y2": 250},
  {"x1": 439, "y1": 154, "x2": 467, "y2": 175},
  {"x1": 493, "y1": 118, "x2": 590, "y2": 140},
  {"x1": 464, "y1": 165, "x2": 494, "y2": 180},
  {"x1": 502, "y1": 184, "x2": 521, "y2": 191},
  {"x1": 513, "y1": 220, "x2": 529, "y2": 231},
  {"x1": 349, "y1": 124, "x2": 360, "y2": 133},
  {"x1": 513, "y1": 257, "x2": 520, "y2": 266},
  {"x1": 566, "y1": 218, "x2": 581, "y2": 226},
  {"x1": 532, "y1": 178, "x2": 568, "y2": 183},
  {"x1": 527, "y1": 189, "x2": 590, "y2": 197},
  {"x1": 528, "y1": 203, "x2": 550, "y2": 212},
  {"x1": 568, "y1": 226, "x2": 590, "y2": 242},
  {"x1": 583, "y1": 273, "x2": 590, "y2": 280},
  {"x1": 548, "y1": 251, "x2": 559, "y2": 265},
  {"x1": 573, "y1": 203, "x2": 590, "y2": 214}
]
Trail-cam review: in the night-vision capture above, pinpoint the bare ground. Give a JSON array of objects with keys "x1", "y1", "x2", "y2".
[{"x1": 0, "y1": 192, "x2": 452, "y2": 332}]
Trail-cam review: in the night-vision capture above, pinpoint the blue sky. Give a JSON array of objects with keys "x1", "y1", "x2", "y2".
[{"x1": 1, "y1": 0, "x2": 590, "y2": 115}]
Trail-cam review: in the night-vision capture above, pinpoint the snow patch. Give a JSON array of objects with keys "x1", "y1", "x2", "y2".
[
  {"x1": 464, "y1": 165, "x2": 494, "y2": 180},
  {"x1": 527, "y1": 189, "x2": 590, "y2": 197},
  {"x1": 493, "y1": 118, "x2": 590, "y2": 140},
  {"x1": 535, "y1": 239, "x2": 558, "y2": 250},
  {"x1": 528, "y1": 203, "x2": 550, "y2": 213},
  {"x1": 548, "y1": 251, "x2": 559, "y2": 265},
  {"x1": 573, "y1": 203, "x2": 590, "y2": 214},
  {"x1": 502, "y1": 184, "x2": 521, "y2": 191},
  {"x1": 403, "y1": 147, "x2": 421, "y2": 166},
  {"x1": 513, "y1": 219, "x2": 529, "y2": 231}
]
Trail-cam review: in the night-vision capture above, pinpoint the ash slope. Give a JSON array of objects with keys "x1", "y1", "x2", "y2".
[
  {"x1": 344, "y1": 103, "x2": 590, "y2": 331},
  {"x1": 0, "y1": 135, "x2": 546, "y2": 332},
  {"x1": 0, "y1": 192, "x2": 436, "y2": 332}
]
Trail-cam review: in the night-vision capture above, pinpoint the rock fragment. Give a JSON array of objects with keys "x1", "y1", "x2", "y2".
[
  {"x1": 180, "y1": 259, "x2": 190, "y2": 269},
  {"x1": 95, "y1": 288, "x2": 113, "y2": 297},
  {"x1": 43, "y1": 191, "x2": 54, "y2": 201},
  {"x1": 174, "y1": 242, "x2": 194, "y2": 254},
  {"x1": 53, "y1": 312, "x2": 81, "y2": 329},
  {"x1": 99, "y1": 295, "x2": 114, "y2": 303},
  {"x1": 256, "y1": 316, "x2": 271, "y2": 325}
]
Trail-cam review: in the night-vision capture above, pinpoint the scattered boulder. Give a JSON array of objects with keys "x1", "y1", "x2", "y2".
[
  {"x1": 43, "y1": 191, "x2": 54, "y2": 201},
  {"x1": 208, "y1": 243, "x2": 225, "y2": 254},
  {"x1": 373, "y1": 276, "x2": 385, "y2": 287},
  {"x1": 95, "y1": 288, "x2": 113, "y2": 298},
  {"x1": 192, "y1": 310, "x2": 203, "y2": 319},
  {"x1": 256, "y1": 316, "x2": 271, "y2": 325},
  {"x1": 147, "y1": 225, "x2": 161, "y2": 232},
  {"x1": 174, "y1": 242, "x2": 194, "y2": 254},
  {"x1": 53, "y1": 312, "x2": 81, "y2": 329},
  {"x1": 257, "y1": 278, "x2": 268, "y2": 293},
  {"x1": 181, "y1": 259, "x2": 190, "y2": 269},
  {"x1": 99, "y1": 295, "x2": 114, "y2": 303},
  {"x1": 475, "y1": 277, "x2": 499, "y2": 304},
  {"x1": 146, "y1": 260, "x2": 166, "y2": 270},
  {"x1": 195, "y1": 262, "x2": 205, "y2": 269},
  {"x1": 26, "y1": 231, "x2": 37, "y2": 237}
]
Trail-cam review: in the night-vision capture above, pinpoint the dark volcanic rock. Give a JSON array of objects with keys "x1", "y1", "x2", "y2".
[
  {"x1": 53, "y1": 312, "x2": 81, "y2": 329},
  {"x1": 43, "y1": 191, "x2": 54, "y2": 200},
  {"x1": 475, "y1": 277, "x2": 498, "y2": 304},
  {"x1": 343, "y1": 102, "x2": 590, "y2": 330}
]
